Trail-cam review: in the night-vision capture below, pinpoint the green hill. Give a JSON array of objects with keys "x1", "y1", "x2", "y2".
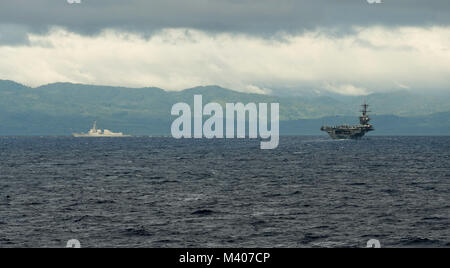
[{"x1": 0, "y1": 80, "x2": 449, "y2": 135}]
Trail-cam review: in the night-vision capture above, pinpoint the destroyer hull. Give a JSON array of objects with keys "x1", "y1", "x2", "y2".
[{"x1": 73, "y1": 134, "x2": 131, "y2": 138}]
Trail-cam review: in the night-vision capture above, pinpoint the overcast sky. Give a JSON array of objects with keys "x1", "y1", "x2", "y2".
[{"x1": 1, "y1": 0, "x2": 449, "y2": 95}]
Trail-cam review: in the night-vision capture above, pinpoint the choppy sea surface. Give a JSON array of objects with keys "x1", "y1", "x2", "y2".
[{"x1": 0, "y1": 136, "x2": 448, "y2": 248}]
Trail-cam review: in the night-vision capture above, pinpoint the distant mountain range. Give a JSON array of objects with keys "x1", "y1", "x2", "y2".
[{"x1": 0, "y1": 80, "x2": 449, "y2": 135}]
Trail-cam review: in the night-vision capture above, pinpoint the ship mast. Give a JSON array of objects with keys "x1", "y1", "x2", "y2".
[{"x1": 359, "y1": 103, "x2": 371, "y2": 125}]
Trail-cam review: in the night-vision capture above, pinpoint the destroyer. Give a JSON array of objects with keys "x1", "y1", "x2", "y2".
[
  {"x1": 73, "y1": 121, "x2": 131, "y2": 137},
  {"x1": 321, "y1": 103, "x2": 374, "y2": 139}
]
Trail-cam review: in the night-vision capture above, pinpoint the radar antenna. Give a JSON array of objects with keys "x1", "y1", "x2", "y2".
[{"x1": 359, "y1": 103, "x2": 371, "y2": 125}]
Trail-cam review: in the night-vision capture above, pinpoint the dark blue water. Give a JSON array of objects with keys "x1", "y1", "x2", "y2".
[{"x1": 0, "y1": 136, "x2": 448, "y2": 248}]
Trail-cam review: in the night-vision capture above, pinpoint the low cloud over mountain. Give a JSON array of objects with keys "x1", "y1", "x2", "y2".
[{"x1": 1, "y1": 80, "x2": 449, "y2": 135}]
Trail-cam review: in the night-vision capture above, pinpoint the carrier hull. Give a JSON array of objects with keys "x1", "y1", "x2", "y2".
[{"x1": 321, "y1": 125, "x2": 374, "y2": 140}]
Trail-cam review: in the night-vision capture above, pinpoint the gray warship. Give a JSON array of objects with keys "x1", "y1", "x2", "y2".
[{"x1": 321, "y1": 103, "x2": 374, "y2": 140}]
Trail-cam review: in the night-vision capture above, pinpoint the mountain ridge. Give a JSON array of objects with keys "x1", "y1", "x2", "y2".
[{"x1": 0, "y1": 80, "x2": 449, "y2": 135}]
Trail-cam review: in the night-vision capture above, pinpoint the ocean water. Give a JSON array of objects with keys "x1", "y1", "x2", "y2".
[{"x1": 0, "y1": 136, "x2": 448, "y2": 248}]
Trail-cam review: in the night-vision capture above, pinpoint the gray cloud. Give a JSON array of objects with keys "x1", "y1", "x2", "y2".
[
  {"x1": 1, "y1": 0, "x2": 449, "y2": 94},
  {"x1": 0, "y1": 24, "x2": 30, "y2": 45},
  {"x1": 0, "y1": 0, "x2": 450, "y2": 39}
]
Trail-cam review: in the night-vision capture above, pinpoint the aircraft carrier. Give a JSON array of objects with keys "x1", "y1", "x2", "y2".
[{"x1": 321, "y1": 103, "x2": 374, "y2": 140}]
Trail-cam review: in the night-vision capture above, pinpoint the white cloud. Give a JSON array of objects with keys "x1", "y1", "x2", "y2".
[
  {"x1": 0, "y1": 26, "x2": 449, "y2": 95},
  {"x1": 323, "y1": 83, "x2": 370, "y2": 96}
]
